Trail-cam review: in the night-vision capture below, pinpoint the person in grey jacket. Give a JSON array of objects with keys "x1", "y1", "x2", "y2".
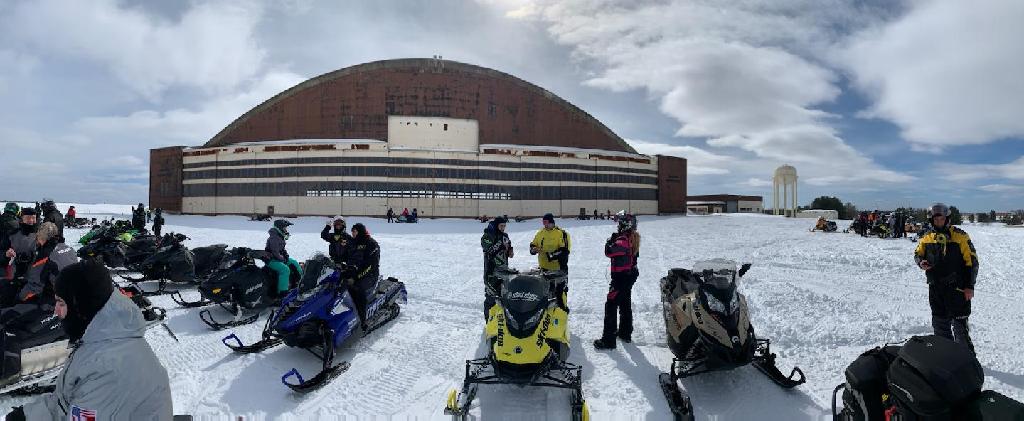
[
  {"x1": 7, "y1": 261, "x2": 172, "y2": 421},
  {"x1": 4, "y1": 208, "x2": 38, "y2": 284},
  {"x1": 0, "y1": 223, "x2": 76, "y2": 324}
]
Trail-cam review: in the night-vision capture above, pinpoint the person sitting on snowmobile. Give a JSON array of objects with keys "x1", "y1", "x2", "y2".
[
  {"x1": 481, "y1": 216, "x2": 513, "y2": 319},
  {"x1": 342, "y1": 223, "x2": 380, "y2": 325},
  {"x1": 529, "y1": 213, "x2": 571, "y2": 273},
  {"x1": 321, "y1": 216, "x2": 352, "y2": 265},
  {"x1": 6, "y1": 261, "x2": 172, "y2": 420},
  {"x1": 5, "y1": 208, "x2": 39, "y2": 283},
  {"x1": 152, "y1": 208, "x2": 165, "y2": 237},
  {"x1": 40, "y1": 200, "x2": 63, "y2": 243},
  {"x1": 0, "y1": 222, "x2": 76, "y2": 325},
  {"x1": 595, "y1": 214, "x2": 638, "y2": 350},
  {"x1": 915, "y1": 203, "x2": 979, "y2": 354},
  {"x1": 815, "y1": 216, "x2": 828, "y2": 231},
  {"x1": 265, "y1": 220, "x2": 302, "y2": 298}
]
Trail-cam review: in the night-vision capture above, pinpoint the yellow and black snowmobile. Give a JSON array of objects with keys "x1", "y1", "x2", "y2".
[
  {"x1": 659, "y1": 259, "x2": 805, "y2": 421},
  {"x1": 445, "y1": 272, "x2": 589, "y2": 421}
]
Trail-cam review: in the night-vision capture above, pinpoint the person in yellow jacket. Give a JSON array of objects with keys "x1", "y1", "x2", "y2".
[{"x1": 530, "y1": 213, "x2": 571, "y2": 272}]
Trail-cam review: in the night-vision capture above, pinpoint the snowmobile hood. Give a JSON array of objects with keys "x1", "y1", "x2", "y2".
[{"x1": 79, "y1": 291, "x2": 146, "y2": 346}]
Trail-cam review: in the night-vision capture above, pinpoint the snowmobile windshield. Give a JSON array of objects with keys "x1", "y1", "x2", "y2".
[{"x1": 502, "y1": 275, "x2": 550, "y2": 337}]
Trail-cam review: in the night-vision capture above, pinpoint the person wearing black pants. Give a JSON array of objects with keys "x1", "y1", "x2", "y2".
[
  {"x1": 594, "y1": 214, "x2": 639, "y2": 350},
  {"x1": 915, "y1": 203, "x2": 978, "y2": 354}
]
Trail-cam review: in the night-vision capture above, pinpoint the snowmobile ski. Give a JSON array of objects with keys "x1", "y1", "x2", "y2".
[
  {"x1": 281, "y1": 361, "x2": 351, "y2": 393},
  {"x1": 221, "y1": 333, "x2": 283, "y2": 354},
  {"x1": 0, "y1": 365, "x2": 62, "y2": 396},
  {"x1": 658, "y1": 372, "x2": 695, "y2": 421},
  {"x1": 169, "y1": 291, "x2": 210, "y2": 308},
  {"x1": 752, "y1": 339, "x2": 806, "y2": 389},
  {"x1": 198, "y1": 307, "x2": 261, "y2": 330}
]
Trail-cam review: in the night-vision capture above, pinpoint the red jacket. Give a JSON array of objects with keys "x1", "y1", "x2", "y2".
[{"x1": 604, "y1": 233, "x2": 634, "y2": 273}]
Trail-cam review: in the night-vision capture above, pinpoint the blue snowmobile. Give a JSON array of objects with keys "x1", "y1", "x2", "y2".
[{"x1": 221, "y1": 254, "x2": 407, "y2": 393}]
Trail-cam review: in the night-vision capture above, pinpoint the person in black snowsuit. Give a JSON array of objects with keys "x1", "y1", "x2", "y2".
[
  {"x1": 5, "y1": 209, "x2": 39, "y2": 283},
  {"x1": 342, "y1": 223, "x2": 380, "y2": 325},
  {"x1": 321, "y1": 216, "x2": 352, "y2": 264},
  {"x1": 386, "y1": 208, "x2": 394, "y2": 224},
  {"x1": 131, "y1": 203, "x2": 146, "y2": 232},
  {"x1": 1, "y1": 203, "x2": 20, "y2": 280},
  {"x1": 152, "y1": 208, "x2": 165, "y2": 237},
  {"x1": 481, "y1": 216, "x2": 513, "y2": 319},
  {"x1": 915, "y1": 203, "x2": 979, "y2": 354},
  {"x1": 40, "y1": 200, "x2": 64, "y2": 243}
]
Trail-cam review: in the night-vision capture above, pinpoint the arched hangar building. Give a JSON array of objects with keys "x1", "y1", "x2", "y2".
[{"x1": 149, "y1": 58, "x2": 687, "y2": 218}]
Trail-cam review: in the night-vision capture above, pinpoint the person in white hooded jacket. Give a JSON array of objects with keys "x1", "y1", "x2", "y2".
[{"x1": 6, "y1": 261, "x2": 172, "y2": 421}]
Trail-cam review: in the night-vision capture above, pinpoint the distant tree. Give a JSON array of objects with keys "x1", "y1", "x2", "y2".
[
  {"x1": 809, "y1": 196, "x2": 844, "y2": 218},
  {"x1": 842, "y1": 202, "x2": 858, "y2": 220},
  {"x1": 949, "y1": 206, "x2": 963, "y2": 225},
  {"x1": 967, "y1": 213, "x2": 975, "y2": 223},
  {"x1": 990, "y1": 210, "x2": 997, "y2": 222},
  {"x1": 977, "y1": 213, "x2": 990, "y2": 223}
]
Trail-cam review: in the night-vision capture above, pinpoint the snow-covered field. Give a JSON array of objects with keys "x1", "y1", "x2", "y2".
[{"x1": 3, "y1": 207, "x2": 1023, "y2": 420}]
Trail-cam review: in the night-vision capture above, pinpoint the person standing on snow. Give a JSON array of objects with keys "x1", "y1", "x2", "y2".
[
  {"x1": 321, "y1": 216, "x2": 352, "y2": 264},
  {"x1": 529, "y1": 213, "x2": 570, "y2": 273},
  {"x1": 915, "y1": 202, "x2": 979, "y2": 354},
  {"x1": 131, "y1": 203, "x2": 146, "y2": 232},
  {"x1": 386, "y1": 207, "x2": 395, "y2": 223},
  {"x1": 594, "y1": 214, "x2": 639, "y2": 350},
  {"x1": 6, "y1": 261, "x2": 172, "y2": 421},
  {"x1": 265, "y1": 220, "x2": 303, "y2": 297},
  {"x1": 152, "y1": 208, "x2": 165, "y2": 237},
  {"x1": 481, "y1": 216, "x2": 513, "y2": 319},
  {"x1": 342, "y1": 223, "x2": 380, "y2": 325}
]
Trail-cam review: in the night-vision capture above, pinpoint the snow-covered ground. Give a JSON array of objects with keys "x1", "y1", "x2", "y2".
[{"x1": 3, "y1": 209, "x2": 1023, "y2": 420}]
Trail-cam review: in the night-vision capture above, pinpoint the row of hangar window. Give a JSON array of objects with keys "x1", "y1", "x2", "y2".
[{"x1": 306, "y1": 190, "x2": 512, "y2": 200}]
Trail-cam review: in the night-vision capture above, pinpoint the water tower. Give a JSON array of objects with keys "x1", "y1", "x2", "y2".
[{"x1": 773, "y1": 165, "x2": 798, "y2": 217}]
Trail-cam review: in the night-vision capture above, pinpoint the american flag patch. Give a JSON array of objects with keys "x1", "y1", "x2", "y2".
[{"x1": 70, "y1": 405, "x2": 96, "y2": 421}]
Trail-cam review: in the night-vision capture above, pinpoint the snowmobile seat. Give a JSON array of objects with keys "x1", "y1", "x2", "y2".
[{"x1": 887, "y1": 335, "x2": 984, "y2": 418}]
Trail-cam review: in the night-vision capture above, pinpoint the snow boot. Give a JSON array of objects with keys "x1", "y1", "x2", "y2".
[
  {"x1": 593, "y1": 338, "x2": 616, "y2": 350},
  {"x1": 616, "y1": 331, "x2": 632, "y2": 343}
]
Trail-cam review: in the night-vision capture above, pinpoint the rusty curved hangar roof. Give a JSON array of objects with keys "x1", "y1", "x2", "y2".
[{"x1": 205, "y1": 58, "x2": 636, "y2": 153}]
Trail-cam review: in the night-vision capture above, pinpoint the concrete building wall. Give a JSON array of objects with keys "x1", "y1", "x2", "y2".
[{"x1": 387, "y1": 116, "x2": 479, "y2": 151}]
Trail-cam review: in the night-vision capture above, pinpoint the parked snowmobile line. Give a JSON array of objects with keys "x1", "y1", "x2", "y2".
[
  {"x1": 172, "y1": 247, "x2": 300, "y2": 330},
  {"x1": 221, "y1": 254, "x2": 407, "y2": 393},
  {"x1": 0, "y1": 284, "x2": 168, "y2": 396},
  {"x1": 445, "y1": 272, "x2": 590, "y2": 421},
  {"x1": 78, "y1": 226, "x2": 129, "y2": 268},
  {"x1": 658, "y1": 259, "x2": 805, "y2": 421}
]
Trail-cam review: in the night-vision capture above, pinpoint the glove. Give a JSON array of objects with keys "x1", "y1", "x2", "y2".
[{"x1": 5, "y1": 406, "x2": 25, "y2": 421}]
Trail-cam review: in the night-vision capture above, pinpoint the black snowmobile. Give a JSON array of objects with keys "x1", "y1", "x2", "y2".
[
  {"x1": 0, "y1": 284, "x2": 168, "y2": 395},
  {"x1": 659, "y1": 259, "x2": 805, "y2": 421},
  {"x1": 222, "y1": 254, "x2": 407, "y2": 392},
  {"x1": 119, "y1": 233, "x2": 196, "y2": 295},
  {"x1": 78, "y1": 225, "x2": 129, "y2": 268},
  {"x1": 832, "y1": 335, "x2": 1024, "y2": 420},
  {"x1": 123, "y1": 234, "x2": 160, "y2": 268},
  {"x1": 445, "y1": 271, "x2": 589, "y2": 421},
  {"x1": 171, "y1": 247, "x2": 298, "y2": 330}
]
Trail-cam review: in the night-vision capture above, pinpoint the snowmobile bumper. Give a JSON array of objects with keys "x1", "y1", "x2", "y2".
[
  {"x1": 199, "y1": 307, "x2": 262, "y2": 331},
  {"x1": 170, "y1": 291, "x2": 210, "y2": 308},
  {"x1": 280, "y1": 361, "x2": 351, "y2": 393},
  {"x1": 221, "y1": 333, "x2": 282, "y2": 354},
  {"x1": 658, "y1": 372, "x2": 695, "y2": 421},
  {"x1": 444, "y1": 356, "x2": 588, "y2": 421}
]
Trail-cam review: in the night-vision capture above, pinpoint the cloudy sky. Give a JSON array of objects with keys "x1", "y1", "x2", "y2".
[{"x1": 1, "y1": 0, "x2": 1022, "y2": 212}]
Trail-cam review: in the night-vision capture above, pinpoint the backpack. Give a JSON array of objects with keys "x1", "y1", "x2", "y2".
[{"x1": 838, "y1": 345, "x2": 902, "y2": 421}]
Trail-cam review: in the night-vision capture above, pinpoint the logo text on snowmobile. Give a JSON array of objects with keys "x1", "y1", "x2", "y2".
[
  {"x1": 535, "y1": 313, "x2": 551, "y2": 347},
  {"x1": 245, "y1": 284, "x2": 261, "y2": 295},
  {"x1": 330, "y1": 299, "x2": 350, "y2": 316},
  {"x1": 508, "y1": 291, "x2": 540, "y2": 302}
]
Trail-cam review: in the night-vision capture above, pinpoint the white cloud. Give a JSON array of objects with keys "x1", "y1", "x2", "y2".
[
  {"x1": 0, "y1": 49, "x2": 37, "y2": 94},
  {"x1": 979, "y1": 184, "x2": 1022, "y2": 194},
  {"x1": 937, "y1": 156, "x2": 1024, "y2": 182},
  {"x1": 743, "y1": 178, "x2": 773, "y2": 188},
  {"x1": 76, "y1": 71, "x2": 306, "y2": 145},
  {"x1": 3, "y1": 0, "x2": 266, "y2": 101},
  {"x1": 626, "y1": 139, "x2": 731, "y2": 175},
  {"x1": 506, "y1": 0, "x2": 912, "y2": 188},
  {"x1": 838, "y1": 1, "x2": 1024, "y2": 146}
]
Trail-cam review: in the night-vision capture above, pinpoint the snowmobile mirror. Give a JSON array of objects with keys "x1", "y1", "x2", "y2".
[{"x1": 739, "y1": 263, "x2": 752, "y2": 278}]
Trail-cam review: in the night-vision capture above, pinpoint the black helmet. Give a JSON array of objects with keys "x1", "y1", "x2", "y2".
[
  {"x1": 273, "y1": 219, "x2": 293, "y2": 232},
  {"x1": 928, "y1": 203, "x2": 950, "y2": 219},
  {"x1": 617, "y1": 213, "x2": 637, "y2": 232}
]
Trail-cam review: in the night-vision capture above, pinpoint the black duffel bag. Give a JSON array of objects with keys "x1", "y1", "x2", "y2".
[
  {"x1": 838, "y1": 345, "x2": 902, "y2": 421},
  {"x1": 962, "y1": 390, "x2": 1024, "y2": 420},
  {"x1": 886, "y1": 335, "x2": 983, "y2": 419}
]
